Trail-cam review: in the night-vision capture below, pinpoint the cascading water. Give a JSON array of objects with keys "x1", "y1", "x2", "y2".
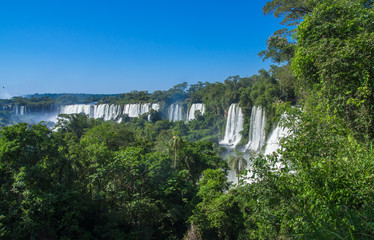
[
  {"x1": 59, "y1": 103, "x2": 159, "y2": 121},
  {"x1": 94, "y1": 104, "x2": 109, "y2": 119},
  {"x1": 220, "y1": 104, "x2": 244, "y2": 148},
  {"x1": 93, "y1": 104, "x2": 121, "y2": 120},
  {"x1": 245, "y1": 106, "x2": 266, "y2": 152},
  {"x1": 123, "y1": 103, "x2": 159, "y2": 118},
  {"x1": 151, "y1": 103, "x2": 160, "y2": 111},
  {"x1": 106, "y1": 104, "x2": 121, "y2": 121},
  {"x1": 15, "y1": 105, "x2": 27, "y2": 115},
  {"x1": 264, "y1": 113, "x2": 289, "y2": 155},
  {"x1": 60, "y1": 104, "x2": 94, "y2": 117},
  {"x1": 1, "y1": 105, "x2": 11, "y2": 111},
  {"x1": 187, "y1": 103, "x2": 205, "y2": 121},
  {"x1": 168, "y1": 104, "x2": 184, "y2": 122},
  {"x1": 123, "y1": 104, "x2": 141, "y2": 118}
]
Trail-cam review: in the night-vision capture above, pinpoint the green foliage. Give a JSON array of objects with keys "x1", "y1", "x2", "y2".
[
  {"x1": 188, "y1": 1, "x2": 374, "y2": 239},
  {"x1": 262, "y1": 0, "x2": 315, "y2": 26},
  {"x1": 258, "y1": 29, "x2": 296, "y2": 64},
  {"x1": 292, "y1": 0, "x2": 374, "y2": 139},
  {"x1": 260, "y1": 0, "x2": 316, "y2": 64},
  {"x1": 278, "y1": 109, "x2": 374, "y2": 239},
  {"x1": 0, "y1": 116, "x2": 230, "y2": 239},
  {"x1": 6, "y1": 1, "x2": 374, "y2": 239},
  {"x1": 190, "y1": 169, "x2": 245, "y2": 240},
  {"x1": 81, "y1": 121, "x2": 136, "y2": 151},
  {"x1": 56, "y1": 113, "x2": 92, "y2": 138},
  {"x1": 0, "y1": 123, "x2": 91, "y2": 239}
]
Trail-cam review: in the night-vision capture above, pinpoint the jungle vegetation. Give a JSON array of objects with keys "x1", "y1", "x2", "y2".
[{"x1": 1, "y1": 0, "x2": 374, "y2": 239}]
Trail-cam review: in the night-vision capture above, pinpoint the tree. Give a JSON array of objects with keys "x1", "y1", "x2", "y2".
[
  {"x1": 259, "y1": 0, "x2": 317, "y2": 64},
  {"x1": 227, "y1": 150, "x2": 247, "y2": 183},
  {"x1": 56, "y1": 113, "x2": 90, "y2": 138},
  {"x1": 169, "y1": 134, "x2": 183, "y2": 168},
  {"x1": 190, "y1": 169, "x2": 244, "y2": 240},
  {"x1": 0, "y1": 123, "x2": 90, "y2": 239},
  {"x1": 80, "y1": 121, "x2": 136, "y2": 151},
  {"x1": 292, "y1": 0, "x2": 374, "y2": 139},
  {"x1": 263, "y1": 0, "x2": 315, "y2": 26}
]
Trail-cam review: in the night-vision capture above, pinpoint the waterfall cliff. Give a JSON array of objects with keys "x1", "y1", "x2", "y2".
[
  {"x1": 94, "y1": 104, "x2": 121, "y2": 120},
  {"x1": 16, "y1": 106, "x2": 26, "y2": 115},
  {"x1": 245, "y1": 106, "x2": 266, "y2": 152},
  {"x1": 187, "y1": 103, "x2": 205, "y2": 121},
  {"x1": 220, "y1": 104, "x2": 244, "y2": 148},
  {"x1": 10, "y1": 105, "x2": 31, "y2": 115},
  {"x1": 264, "y1": 114, "x2": 289, "y2": 155},
  {"x1": 168, "y1": 104, "x2": 185, "y2": 122},
  {"x1": 59, "y1": 103, "x2": 159, "y2": 121},
  {"x1": 60, "y1": 104, "x2": 95, "y2": 118},
  {"x1": 123, "y1": 103, "x2": 159, "y2": 118}
]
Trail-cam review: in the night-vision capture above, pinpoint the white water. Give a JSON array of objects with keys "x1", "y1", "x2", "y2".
[
  {"x1": 60, "y1": 104, "x2": 94, "y2": 118},
  {"x1": 168, "y1": 104, "x2": 184, "y2": 122},
  {"x1": 59, "y1": 103, "x2": 159, "y2": 121},
  {"x1": 245, "y1": 106, "x2": 266, "y2": 152},
  {"x1": 123, "y1": 103, "x2": 157, "y2": 118},
  {"x1": 151, "y1": 103, "x2": 160, "y2": 111},
  {"x1": 264, "y1": 113, "x2": 289, "y2": 155},
  {"x1": 93, "y1": 104, "x2": 122, "y2": 120},
  {"x1": 187, "y1": 103, "x2": 205, "y2": 121},
  {"x1": 220, "y1": 104, "x2": 244, "y2": 148},
  {"x1": 15, "y1": 105, "x2": 27, "y2": 115}
]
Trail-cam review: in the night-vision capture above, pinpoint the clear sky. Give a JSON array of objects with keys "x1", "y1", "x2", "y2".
[{"x1": 0, "y1": 0, "x2": 281, "y2": 98}]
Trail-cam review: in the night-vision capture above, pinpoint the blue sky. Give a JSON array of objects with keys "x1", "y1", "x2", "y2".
[{"x1": 0, "y1": 0, "x2": 281, "y2": 97}]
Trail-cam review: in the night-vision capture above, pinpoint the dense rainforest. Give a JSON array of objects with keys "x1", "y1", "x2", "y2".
[{"x1": 1, "y1": 0, "x2": 374, "y2": 239}]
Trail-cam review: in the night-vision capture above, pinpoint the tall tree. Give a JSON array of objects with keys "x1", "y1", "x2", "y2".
[
  {"x1": 259, "y1": 0, "x2": 317, "y2": 64},
  {"x1": 227, "y1": 150, "x2": 247, "y2": 183},
  {"x1": 169, "y1": 134, "x2": 183, "y2": 168}
]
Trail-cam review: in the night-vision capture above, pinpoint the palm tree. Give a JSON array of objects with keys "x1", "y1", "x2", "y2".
[
  {"x1": 228, "y1": 149, "x2": 247, "y2": 183},
  {"x1": 169, "y1": 134, "x2": 182, "y2": 168}
]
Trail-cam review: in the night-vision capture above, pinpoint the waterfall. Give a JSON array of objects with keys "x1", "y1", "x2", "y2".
[
  {"x1": 59, "y1": 103, "x2": 158, "y2": 121},
  {"x1": 15, "y1": 105, "x2": 28, "y2": 115},
  {"x1": 106, "y1": 104, "x2": 121, "y2": 121},
  {"x1": 168, "y1": 104, "x2": 184, "y2": 122},
  {"x1": 147, "y1": 103, "x2": 160, "y2": 120},
  {"x1": 264, "y1": 113, "x2": 289, "y2": 155},
  {"x1": 187, "y1": 103, "x2": 205, "y2": 121},
  {"x1": 60, "y1": 104, "x2": 121, "y2": 120},
  {"x1": 245, "y1": 106, "x2": 266, "y2": 152},
  {"x1": 94, "y1": 104, "x2": 108, "y2": 119},
  {"x1": 123, "y1": 103, "x2": 158, "y2": 118},
  {"x1": 220, "y1": 104, "x2": 244, "y2": 148},
  {"x1": 151, "y1": 103, "x2": 160, "y2": 111},
  {"x1": 123, "y1": 104, "x2": 138, "y2": 118},
  {"x1": 1, "y1": 105, "x2": 11, "y2": 111},
  {"x1": 59, "y1": 104, "x2": 94, "y2": 117},
  {"x1": 92, "y1": 104, "x2": 122, "y2": 120}
]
